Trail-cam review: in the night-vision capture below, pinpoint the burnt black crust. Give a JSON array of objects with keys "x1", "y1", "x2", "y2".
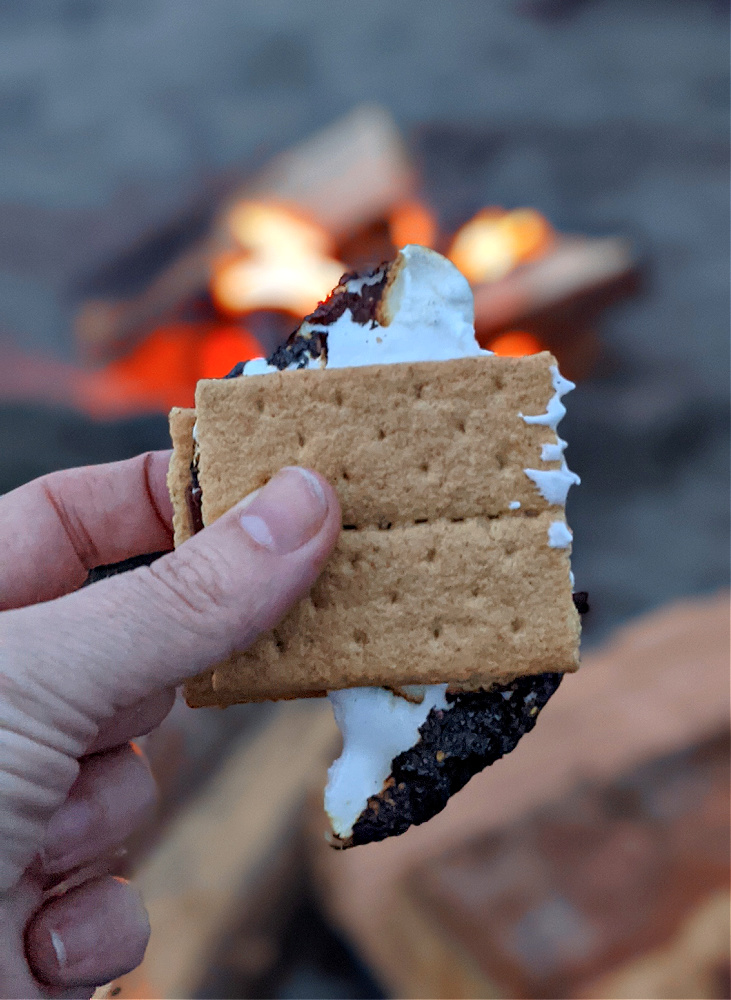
[
  {"x1": 344, "y1": 672, "x2": 563, "y2": 848},
  {"x1": 572, "y1": 591, "x2": 590, "y2": 614},
  {"x1": 219, "y1": 265, "x2": 389, "y2": 377},
  {"x1": 223, "y1": 361, "x2": 248, "y2": 379},
  {"x1": 265, "y1": 269, "x2": 389, "y2": 371},
  {"x1": 267, "y1": 329, "x2": 328, "y2": 371},
  {"x1": 307, "y1": 269, "x2": 387, "y2": 327}
]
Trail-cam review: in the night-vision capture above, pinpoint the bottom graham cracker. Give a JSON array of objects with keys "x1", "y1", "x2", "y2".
[{"x1": 176, "y1": 507, "x2": 578, "y2": 705}]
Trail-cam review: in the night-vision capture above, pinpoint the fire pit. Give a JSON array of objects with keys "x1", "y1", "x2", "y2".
[{"x1": 67, "y1": 107, "x2": 638, "y2": 418}]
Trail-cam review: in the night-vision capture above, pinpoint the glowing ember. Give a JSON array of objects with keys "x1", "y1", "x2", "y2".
[
  {"x1": 199, "y1": 326, "x2": 262, "y2": 379},
  {"x1": 487, "y1": 330, "x2": 543, "y2": 357},
  {"x1": 77, "y1": 324, "x2": 199, "y2": 415},
  {"x1": 389, "y1": 200, "x2": 438, "y2": 251},
  {"x1": 76, "y1": 322, "x2": 263, "y2": 417},
  {"x1": 213, "y1": 200, "x2": 345, "y2": 317},
  {"x1": 503, "y1": 208, "x2": 554, "y2": 262},
  {"x1": 448, "y1": 208, "x2": 554, "y2": 284}
]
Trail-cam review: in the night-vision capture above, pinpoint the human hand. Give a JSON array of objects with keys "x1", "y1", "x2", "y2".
[{"x1": 0, "y1": 452, "x2": 340, "y2": 999}]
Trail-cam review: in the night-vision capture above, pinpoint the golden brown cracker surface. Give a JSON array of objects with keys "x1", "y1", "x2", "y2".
[
  {"x1": 171, "y1": 352, "x2": 579, "y2": 705},
  {"x1": 195, "y1": 354, "x2": 562, "y2": 529},
  {"x1": 167, "y1": 407, "x2": 197, "y2": 546},
  {"x1": 208, "y1": 511, "x2": 578, "y2": 704}
]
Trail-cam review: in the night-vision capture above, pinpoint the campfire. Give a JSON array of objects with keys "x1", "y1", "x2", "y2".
[{"x1": 64, "y1": 106, "x2": 635, "y2": 418}]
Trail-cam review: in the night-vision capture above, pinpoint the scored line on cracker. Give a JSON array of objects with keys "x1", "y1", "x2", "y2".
[{"x1": 169, "y1": 353, "x2": 579, "y2": 705}]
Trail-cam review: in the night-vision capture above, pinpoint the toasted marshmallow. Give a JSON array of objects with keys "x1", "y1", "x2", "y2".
[{"x1": 233, "y1": 245, "x2": 576, "y2": 846}]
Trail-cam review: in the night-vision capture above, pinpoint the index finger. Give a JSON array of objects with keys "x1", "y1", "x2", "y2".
[{"x1": 0, "y1": 450, "x2": 174, "y2": 611}]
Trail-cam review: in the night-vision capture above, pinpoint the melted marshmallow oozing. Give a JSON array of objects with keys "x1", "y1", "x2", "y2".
[
  {"x1": 325, "y1": 686, "x2": 450, "y2": 838},
  {"x1": 240, "y1": 245, "x2": 575, "y2": 840},
  {"x1": 548, "y1": 520, "x2": 573, "y2": 548},
  {"x1": 243, "y1": 244, "x2": 484, "y2": 375},
  {"x1": 243, "y1": 246, "x2": 488, "y2": 839},
  {"x1": 521, "y1": 366, "x2": 581, "y2": 506}
]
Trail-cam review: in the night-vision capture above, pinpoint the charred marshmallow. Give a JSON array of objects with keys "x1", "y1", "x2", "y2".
[{"x1": 234, "y1": 245, "x2": 575, "y2": 845}]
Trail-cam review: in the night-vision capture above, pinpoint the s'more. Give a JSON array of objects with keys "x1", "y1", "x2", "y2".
[{"x1": 168, "y1": 245, "x2": 584, "y2": 847}]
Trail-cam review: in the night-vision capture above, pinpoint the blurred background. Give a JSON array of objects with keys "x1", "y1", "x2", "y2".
[{"x1": 1, "y1": 1, "x2": 728, "y2": 997}]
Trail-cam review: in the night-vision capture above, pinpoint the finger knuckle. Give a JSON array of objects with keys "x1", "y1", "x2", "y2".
[{"x1": 144, "y1": 546, "x2": 233, "y2": 623}]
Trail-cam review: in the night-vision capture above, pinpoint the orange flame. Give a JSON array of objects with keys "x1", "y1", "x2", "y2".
[
  {"x1": 448, "y1": 207, "x2": 554, "y2": 284},
  {"x1": 226, "y1": 200, "x2": 334, "y2": 257},
  {"x1": 199, "y1": 325, "x2": 262, "y2": 379},
  {"x1": 212, "y1": 201, "x2": 345, "y2": 317},
  {"x1": 76, "y1": 322, "x2": 263, "y2": 417},
  {"x1": 487, "y1": 330, "x2": 543, "y2": 357},
  {"x1": 78, "y1": 196, "x2": 561, "y2": 418},
  {"x1": 80, "y1": 325, "x2": 199, "y2": 413}
]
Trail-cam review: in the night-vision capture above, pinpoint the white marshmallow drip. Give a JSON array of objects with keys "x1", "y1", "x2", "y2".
[
  {"x1": 548, "y1": 520, "x2": 573, "y2": 548},
  {"x1": 541, "y1": 438, "x2": 567, "y2": 462},
  {"x1": 233, "y1": 246, "x2": 575, "y2": 839},
  {"x1": 522, "y1": 367, "x2": 580, "y2": 507},
  {"x1": 520, "y1": 366, "x2": 575, "y2": 429},
  {"x1": 325, "y1": 686, "x2": 449, "y2": 838},
  {"x1": 523, "y1": 465, "x2": 581, "y2": 507}
]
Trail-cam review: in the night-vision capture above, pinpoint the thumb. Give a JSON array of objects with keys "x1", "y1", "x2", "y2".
[
  {"x1": 4, "y1": 466, "x2": 340, "y2": 726},
  {"x1": 0, "y1": 467, "x2": 339, "y2": 889}
]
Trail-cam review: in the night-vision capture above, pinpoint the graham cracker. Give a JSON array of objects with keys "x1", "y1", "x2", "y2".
[
  {"x1": 167, "y1": 407, "x2": 197, "y2": 546},
  {"x1": 195, "y1": 355, "x2": 562, "y2": 528},
  {"x1": 168, "y1": 353, "x2": 580, "y2": 706}
]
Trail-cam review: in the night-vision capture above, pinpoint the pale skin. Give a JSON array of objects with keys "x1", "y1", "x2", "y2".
[{"x1": 0, "y1": 452, "x2": 341, "y2": 999}]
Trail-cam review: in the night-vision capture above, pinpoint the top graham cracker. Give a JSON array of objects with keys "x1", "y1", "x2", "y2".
[
  {"x1": 169, "y1": 352, "x2": 580, "y2": 705},
  {"x1": 195, "y1": 354, "x2": 564, "y2": 528}
]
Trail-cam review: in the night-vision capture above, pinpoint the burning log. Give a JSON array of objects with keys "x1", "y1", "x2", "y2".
[
  {"x1": 472, "y1": 234, "x2": 636, "y2": 334},
  {"x1": 244, "y1": 104, "x2": 416, "y2": 240},
  {"x1": 473, "y1": 235, "x2": 638, "y2": 381}
]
